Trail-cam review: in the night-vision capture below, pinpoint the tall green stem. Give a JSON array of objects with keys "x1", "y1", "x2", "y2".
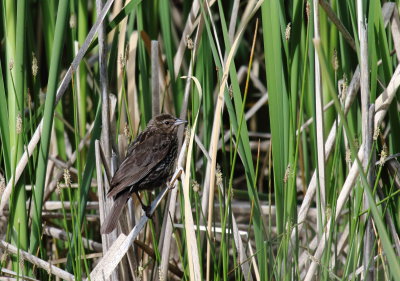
[{"x1": 29, "y1": 0, "x2": 69, "y2": 258}]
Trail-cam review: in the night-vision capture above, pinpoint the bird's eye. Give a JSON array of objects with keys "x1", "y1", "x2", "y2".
[{"x1": 164, "y1": 121, "x2": 170, "y2": 125}]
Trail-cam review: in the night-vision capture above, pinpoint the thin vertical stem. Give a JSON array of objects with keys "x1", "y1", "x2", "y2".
[
  {"x1": 364, "y1": 104, "x2": 375, "y2": 281},
  {"x1": 97, "y1": 0, "x2": 111, "y2": 165},
  {"x1": 11, "y1": 0, "x2": 28, "y2": 275},
  {"x1": 29, "y1": 0, "x2": 69, "y2": 257},
  {"x1": 358, "y1": 0, "x2": 373, "y2": 277},
  {"x1": 96, "y1": 1, "x2": 119, "y2": 280},
  {"x1": 313, "y1": 0, "x2": 326, "y2": 235},
  {"x1": 151, "y1": 40, "x2": 160, "y2": 116}
]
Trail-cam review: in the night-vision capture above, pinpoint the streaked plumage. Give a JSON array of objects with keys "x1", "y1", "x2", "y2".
[{"x1": 101, "y1": 114, "x2": 186, "y2": 234}]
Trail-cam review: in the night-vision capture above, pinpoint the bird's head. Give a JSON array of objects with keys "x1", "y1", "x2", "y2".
[{"x1": 148, "y1": 114, "x2": 187, "y2": 134}]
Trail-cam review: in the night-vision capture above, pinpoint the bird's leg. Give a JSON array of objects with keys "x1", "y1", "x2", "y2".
[
  {"x1": 167, "y1": 182, "x2": 174, "y2": 190},
  {"x1": 135, "y1": 192, "x2": 152, "y2": 218}
]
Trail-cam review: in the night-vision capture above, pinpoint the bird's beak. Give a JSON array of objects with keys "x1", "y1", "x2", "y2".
[{"x1": 174, "y1": 118, "x2": 188, "y2": 126}]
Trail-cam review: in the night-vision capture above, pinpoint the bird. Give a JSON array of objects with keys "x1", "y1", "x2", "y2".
[{"x1": 100, "y1": 114, "x2": 187, "y2": 234}]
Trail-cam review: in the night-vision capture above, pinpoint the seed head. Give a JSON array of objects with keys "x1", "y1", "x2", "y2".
[
  {"x1": 27, "y1": 90, "x2": 32, "y2": 110},
  {"x1": 373, "y1": 127, "x2": 380, "y2": 141},
  {"x1": 285, "y1": 23, "x2": 291, "y2": 41},
  {"x1": 353, "y1": 138, "x2": 359, "y2": 150},
  {"x1": 186, "y1": 35, "x2": 194, "y2": 50},
  {"x1": 283, "y1": 163, "x2": 292, "y2": 183},
  {"x1": 123, "y1": 122, "x2": 130, "y2": 137},
  {"x1": 32, "y1": 53, "x2": 38, "y2": 77},
  {"x1": 16, "y1": 113, "x2": 22, "y2": 135},
  {"x1": 306, "y1": 2, "x2": 311, "y2": 21},
  {"x1": 345, "y1": 148, "x2": 351, "y2": 164},
  {"x1": 332, "y1": 49, "x2": 339, "y2": 71},
  {"x1": 69, "y1": 13, "x2": 77, "y2": 29},
  {"x1": 286, "y1": 220, "x2": 293, "y2": 234},
  {"x1": 325, "y1": 207, "x2": 332, "y2": 221},
  {"x1": 63, "y1": 169, "x2": 71, "y2": 187},
  {"x1": 379, "y1": 147, "x2": 387, "y2": 166},
  {"x1": 216, "y1": 165, "x2": 223, "y2": 187},
  {"x1": 184, "y1": 127, "x2": 190, "y2": 147},
  {"x1": 56, "y1": 181, "x2": 62, "y2": 195},
  {"x1": 229, "y1": 84, "x2": 233, "y2": 99},
  {"x1": 192, "y1": 180, "x2": 200, "y2": 193},
  {"x1": 339, "y1": 75, "x2": 348, "y2": 101}
]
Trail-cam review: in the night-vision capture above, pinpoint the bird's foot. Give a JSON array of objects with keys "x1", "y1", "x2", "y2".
[
  {"x1": 167, "y1": 182, "x2": 175, "y2": 190},
  {"x1": 142, "y1": 205, "x2": 152, "y2": 218},
  {"x1": 135, "y1": 192, "x2": 153, "y2": 218},
  {"x1": 168, "y1": 167, "x2": 184, "y2": 189}
]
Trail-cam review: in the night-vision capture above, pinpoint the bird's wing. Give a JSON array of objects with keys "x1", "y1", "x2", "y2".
[{"x1": 107, "y1": 131, "x2": 172, "y2": 197}]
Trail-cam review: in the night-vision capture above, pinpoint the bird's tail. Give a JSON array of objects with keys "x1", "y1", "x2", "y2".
[{"x1": 100, "y1": 192, "x2": 130, "y2": 234}]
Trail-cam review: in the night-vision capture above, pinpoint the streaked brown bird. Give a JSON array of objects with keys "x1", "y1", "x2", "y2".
[{"x1": 101, "y1": 114, "x2": 187, "y2": 234}]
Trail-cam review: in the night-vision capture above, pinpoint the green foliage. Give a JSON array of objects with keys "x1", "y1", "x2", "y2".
[{"x1": 1, "y1": 1, "x2": 400, "y2": 280}]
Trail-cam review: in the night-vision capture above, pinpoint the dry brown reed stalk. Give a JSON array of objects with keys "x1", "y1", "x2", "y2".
[
  {"x1": 43, "y1": 226, "x2": 102, "y2": 252},
  {"x1": 117, "y1": 0, "x2": 129, "y2": 134},
  {"x1": 0, "y1": 240, "x2": 75, "y2": 281},
  {"x1": 158, "y1": 1, "x2": 206, "y2": 278},
  {"x1": 151, "y1": 40, "x2": 160, "y2": 116}
]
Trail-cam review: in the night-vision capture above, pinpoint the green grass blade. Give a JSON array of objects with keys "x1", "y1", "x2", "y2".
[
  {"x1": 29, "y1": 0, "x2": 70, "y2": 258},
  {"x1": 0, "y1": 63, "x2": 11, "y2": 179}
]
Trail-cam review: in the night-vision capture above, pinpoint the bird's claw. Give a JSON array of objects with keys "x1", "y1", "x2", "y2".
[
  {"x1": 142, "y1": 205, "x2": 153, "y2": 218},
  {"x1": 169, "y1": 167, "x2": 184, "y2": 188},
  {"x1": 167, "y1": 182, "x2": 175, "y2": 190}
]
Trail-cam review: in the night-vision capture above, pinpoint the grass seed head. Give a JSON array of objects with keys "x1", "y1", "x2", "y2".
[
  {"x1": 16, "y1": 113, "x2": 22, "y2": 135},
  {"x1": 229, "y1": 84, "x2": 233, "y2": 99},
  {"x1": 192, "y1": 180, "x2": 200, "y2": 192},
  {"x1": 32, "y1": 53, "x2": 38, "y2": 77},
  {"x1": 306, "y1": 2, "x2": 311, "y2": 21},
  {"x1": 379, "y1": 147, "x2": 387, "y2": 166},
  {"x1": 216, "y1": 164, "x2": 223, "y2": 187},
  {"x1": 63, "y1": 169, "x2": 71, "y2": 187},
  {"x1": 184, "y1": 127, "x2": 190, "y2": 147},
  {"x1": 186, "y1": 35, "x2": 194, "y2": 50},
  {"x1": 373, "y1": 127, "x2": 380, "y2": 140},
  {"x1": 69, "y1": 13, "x2": 77, "y2": 28},
  {"x1": 56, "y1": 181, "x2": 62, "y2": 195},
  {"x1": 339, "y1": 74, "x2": 348, "y2": 101},
  {"x1": 285, "y1": 23, "x2": 291, "y2": 41},
  {"x1": 332, "y1": 49, "x2": 339, "y2": 71},
  {"x1": 124, "y1": 122, "x2": 130, "y2": 137},
  {"x1": 345, "y1": 148, "x2": 351, "y2": 164},
  {"x1": 283, "y1": 163, "x2": 292, "y2": 183}
]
